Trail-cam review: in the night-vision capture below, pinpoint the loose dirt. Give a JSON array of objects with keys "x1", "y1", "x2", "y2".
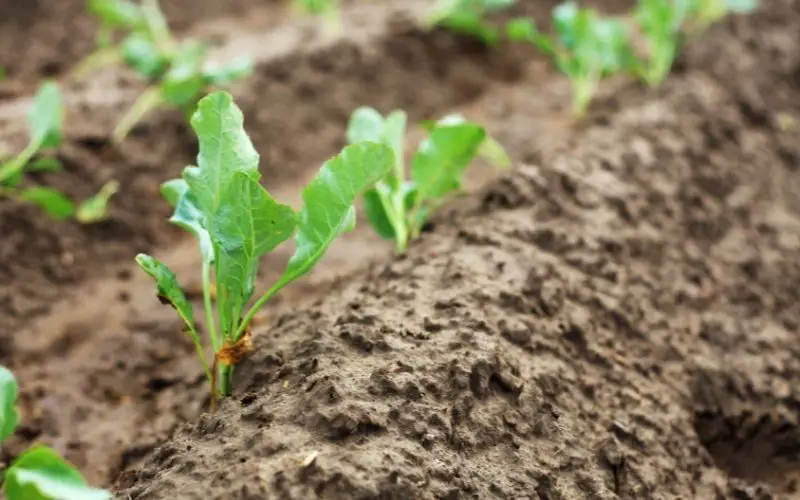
[
  {"x1": 2, "y1": 0, "x2": 799, "y2": 498},
  {"x1": 119, "y1": 1, "x2": 800, "y2": 498}
]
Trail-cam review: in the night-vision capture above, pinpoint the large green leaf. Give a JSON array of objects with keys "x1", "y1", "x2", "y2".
[
  {"x1": 3, "y1": 445, "x2": 111, "y2": 500},
  {"x1": 29, "y1": 83, "x2": 63, "y2": 149},
  {"x1": 183, "y1": 91, "x2": 260, "y2": 216},
  {"x1": 208, "y1": 172, "x2": 296, "y2": 331},
  {"x1": 270, "y1": 142, "x2": 393, "y2": 292},
  {"x1": 410, "y1": 123, "x2": 486, "y2": 203},
  {"x1": 135, "y1": 254, "x2": 195, "y2": 332},
  {"x1": 162, "y1": 178, "x2": 214, "y2": 262},
  {"x1": 0, "y1": 365, "x2": 18, "y2": 443},
  {"x1": 19, "y1": 187, "x2": 75, "y2": 220}
]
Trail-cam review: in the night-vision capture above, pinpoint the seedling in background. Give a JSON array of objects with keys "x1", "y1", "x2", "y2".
[
  {"x1": 0, "y1": 83, "x2": 117, "y2": 222},
  {"x1": 506, "y1": 2, "x2": 632, "y2": 116},
  {"x1": 137, "y1": 92, "x2": 392, "y2": 409},
  {"x1": 428, "y1": 0, "x2": 516, "y2": 45},
  {"x1": 292, "y1": 0, "x2": 340, "y2": 22},
  {"x1": 78, "y1": 0, "x2": 253, "y2": 143},
  {"x1": 346, "y1": 107, "x2": 509, "y2": 252},
  {"x1": 1, "y1": 366, "x2": 111, "y2": 500},
  {"x1": 631, "y1": 0, "x2": 756, "y2": 86},
  {"x1": 631, "y1": 0, "x2": 692, "y2": 86},
  {"x1": 686, "y1": 0, "x2": 757, "y2": 34}
]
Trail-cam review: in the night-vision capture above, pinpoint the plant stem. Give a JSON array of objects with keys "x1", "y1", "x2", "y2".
[
  {"x1": 112, "y1": 87, "x2": 163, "y2": 144},
  {"x1": 234, "y1": 283, "x2": 283, "y2": 341},
  {"x1": 217, "y1": 363, "x2": 233, "y2": 397},
  {"x1": 0, "y1": 141, "x2": 39, "y2": 185},
  {"x1": 188, "y1": 326, "x2": 212, "y2": 383},
  {"x1": 572, "y1": 75, "x2": 598, "y2": 117},
  {"x1": 202, "y1": 260, "x2": 220, "y2": 352}
]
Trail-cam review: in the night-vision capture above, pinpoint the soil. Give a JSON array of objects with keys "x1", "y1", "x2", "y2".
[{"x1": 2, "y1": 0, "x2": 799, "y2": 498}]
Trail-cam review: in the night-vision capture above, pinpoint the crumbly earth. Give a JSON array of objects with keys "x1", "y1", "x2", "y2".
[
  {"x1": 0, "y1": 0, "x2": 577, "y2": 487},
  {"x1": 114, "y1": 1, "x2": 800, "y2": 498}
]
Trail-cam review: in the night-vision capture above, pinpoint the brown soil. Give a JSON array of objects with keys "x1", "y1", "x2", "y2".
[
  {"x1": 119, "y1": 1, "x2": 800, "y2": 499},
  {"x1": 2, "y1": 0, "x2": 798, "y2": 498},
  {"x1": 0, "y1": 0, "x2": 286, "y2": 89},
  {"x1": 0, "y1": 0, "x2": 576, "y2": 487}
]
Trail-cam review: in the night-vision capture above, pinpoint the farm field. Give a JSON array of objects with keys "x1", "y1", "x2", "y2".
[{"x1": 1, "y1": 0, "x2": 799, "y2": 498}]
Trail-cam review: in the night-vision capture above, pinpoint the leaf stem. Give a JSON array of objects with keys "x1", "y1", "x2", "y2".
[
  {"x1": 187, "y1": 325, "x2": 212, "y2": 383},
  {"x1": 202, "y1": 259, "x2": 220, "y2": 352},
  {"x1": 0, "y1": 141, "x2": 39, "y2": 185},
  {"x1": 112, "y1": 87, "x2": 163, "y2": 144},
  {"x1": 233, "y1": 283, "x2": 282, "y2": 341}
]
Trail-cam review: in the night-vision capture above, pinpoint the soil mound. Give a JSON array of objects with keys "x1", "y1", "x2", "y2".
[{"x1": 116, "y1": 1, "x2": 800, "y2": 498}]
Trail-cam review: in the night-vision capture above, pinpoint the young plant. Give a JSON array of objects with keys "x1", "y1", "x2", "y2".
[
  {"x1": 631, "y1": 0, "x2": 693, "y2": 86},
  {"x1": 428, "y1": 0, "x2": 516, "y2": 45},
  {"x1": 0, "y1": 82, "x2": 117, "y2": 222},
  {"x1": 292, "y1": 0, "x2": 340, "y2": 19},
  {"x1": 631, "y1": 0, "x2": 757, "y2": 86},
  {"x1": 346, "y1": 107, "x2": 509, "y2": 253},
  {"x1": 136, "y1": 92, "x2": 392, "y2": 408},
  {"x1": 506, "y1": 3, "x2": 633, "y2": 116},
  {"x1": 78, "y1": 0, "x2": 253, "y2": 143},
  {"x1": 686, "y1": 0, "x2": 757, "y2": 33},
  {"x1": 1, "y1": 366, "x2": 111, "y2": 500}
]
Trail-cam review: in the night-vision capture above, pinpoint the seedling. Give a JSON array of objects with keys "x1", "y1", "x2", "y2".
[
  {"x1": 0, "y1": 83, "x2": 117, "y2": 222},
  {"x1": 631, "y1": 0, "x2": 692, "y2": 86},
  {"x1": 506, "y1": 3, "x2": 633, "y2": 116},
  {"x1": 78, "y1": 0, "x2": 253, "y2": 143},
  {"x1": 346, "y1": 107, "x2": 509, "y2": 252},
  {"x1": 428, "y1": 0, "x2": 516, "y2": 45},
  {"x1": 137, "y1": 92, "x2": 392, "y2": 408},
  {"x1": 1, "y1": 366, "x2": 111, "y2": 500},
  {"x1": 630, "y1": 0, "x2": 756, "y2": 86},
  {"x1": 290, "y1": 0, "x2": 342, "y2": 35},
  {"x1": 292, "y1": 0, "x2": 340, "y2": 19},
  {"x1": 686, "y1": 0, "x2": 757, "y2": 33}
]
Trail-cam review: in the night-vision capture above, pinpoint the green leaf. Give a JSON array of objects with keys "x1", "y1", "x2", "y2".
[
  {"x1": 88, "y1": 0, "x2": 145, "y2": 29},
  {"x1": 411, "y1": 123, "x2": 486, "y2": 203},
  {"x1": 160, "y1": 42, "x2": 208, "y2": 109},
  {"x1": 135, "y1": 254, "x2": 195, "y2": 331},
  {"x1": 203, "y1": 57, "x2": 254, "y2": 87},
  {"x1": 383, "y1": 110, "x2": 407, "y2": 182},
  {"x1": 428, "y1": 114, "x2": 510, "y2": 168},
  {"x1": 28, "y1": 157, "x2": 62, "y2": 173},
  {"x1": 362, "y1": 187, "x2": 396, "y2": 240},
  {"x1": 76, "y1": 180, "x2": 119, "y2": 224},
  {"x1": 184, "y1": 91, "x2": 260, "y2": 217},
  {"x1": 3, "y1": 170, "x2": 23, "y2": 188},
  {"x1": 160, "y1": 178, "x2": 185, "y2": 207},
  {"x1": 3, "y1": 445, "x2": 111, "y2": 500},
  {"x1": 506, "y1": 17, "x2": 538, "y2": 42},
  {"x1": 208, "y1": 172, "x2": 296, "y2": 330},
  {"x1": 0, "y1": 365, "x2": 19, "y2": 443},
  {"x1": 121, "y1": 34, "x2": 169, "y2": 79},
  {"x1": 271, "y1": 142, "x2": 393, "y2": 292},
  {"x1": 29, "y1": 82, "x2": 63, "y2": 149},
  {"x1": 346, "y1": 107, "x2": 386, "y2": 145},
  {"x1": 19, "y1": 187, "x2": 75, "y2": 219},
  {"x1": 164, "y1": 177, "x2": 215, "y2": 262}
]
